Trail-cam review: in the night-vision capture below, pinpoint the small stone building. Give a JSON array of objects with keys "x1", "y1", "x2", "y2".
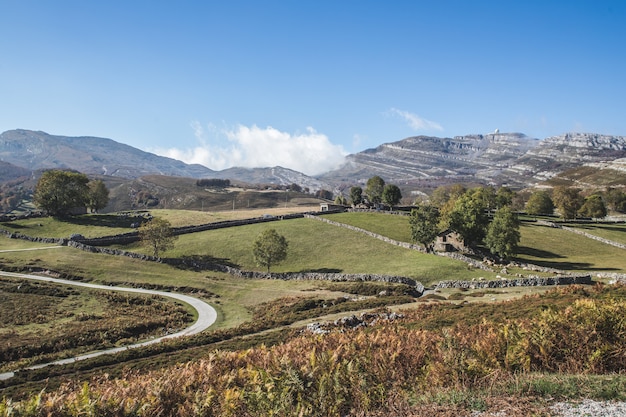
[{"x1": 434, "y1": 229, "x2": 465, "y2": 252}]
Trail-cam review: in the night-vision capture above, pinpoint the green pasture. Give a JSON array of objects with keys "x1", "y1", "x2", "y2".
[
  {"x1": 0, "y1": 207, "x2": 320, "y2": 239},
  {"x1": 516, "y1": 222, "x2": 626, "y2": 273},
  {"x1": 566, "y1": 222, "x2": 626, "y2": 246},
  {"x1": 0, "y1": 215, "x2": 135, "y2": 239},
  {"x1": 122, "y1": 217, "x2": 484, "y2": 285},
  {"x1": 321, "y1": 211, "x2": 413, "y2": 242}
]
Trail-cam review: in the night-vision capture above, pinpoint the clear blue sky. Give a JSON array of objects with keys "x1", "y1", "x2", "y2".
[{"x1": 1, "y1": 1, "x2": 625, "y2": 175}]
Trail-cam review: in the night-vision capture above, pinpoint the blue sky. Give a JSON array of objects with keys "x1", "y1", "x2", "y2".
[{"x1": 1, "y1": 1, "x2": 625, "y2": 175}]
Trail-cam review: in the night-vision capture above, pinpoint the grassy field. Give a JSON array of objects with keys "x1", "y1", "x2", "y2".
[
  {"x1": 0, "y1": 207, "x2": 322, "y2": 239},
  {"x1": 567, "y1": 222, "x2": 626, "y2": 245},
  {"x1": 121, "y1": 217, "x2": 486, "y2": 284},
  {"x1": 0, "y1": 214, "x2": 137, "y2": 239},
  {"x1": 516, "y1": 222, "x2": 626, "y2": 273},
  {"x1": 321, "y1": 211, "x2": 413, "y2": 242}
]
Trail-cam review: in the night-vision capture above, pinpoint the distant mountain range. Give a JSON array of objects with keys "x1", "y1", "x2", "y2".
[{"x1": 2, "y1": 129, "x2": 626, "y2": 193}]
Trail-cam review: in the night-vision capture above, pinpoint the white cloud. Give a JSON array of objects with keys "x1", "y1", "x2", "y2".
[
  {"x1": 154, "y1": 123, "x2": 347, "y2": 176},
  {"x1": 387, "y1": 108, "x2": 443, "y2": 131}
]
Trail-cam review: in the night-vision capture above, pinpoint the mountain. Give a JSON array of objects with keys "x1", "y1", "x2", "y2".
[
  {"x1": 320, "y1": 132, "x2": 626, "y2": 188},
  {"x1": 0, "y1": 129, "x2": 215, "y2": 179},
  {"x1": 2, "y1": 129, "x2": 626, "y2": 197},
  {"x1": 506, "y1": 133, "x2": 626, "y2": 183},
  {"x1": 0, "y1": 160, "x2": 32, "y2": 183},
  {"x1": 318, "y1": 133, "x2": 541, "y2": 186},
  {"x1": 213, "y1": 166, "x2": 333, "y2": 192}
]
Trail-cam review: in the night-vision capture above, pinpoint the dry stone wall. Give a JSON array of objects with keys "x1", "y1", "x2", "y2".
[{"x1": 433, "y1": 274, "x2": 592, "y2": 290}]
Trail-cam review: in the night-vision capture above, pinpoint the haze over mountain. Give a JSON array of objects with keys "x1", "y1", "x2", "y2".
[{"x1": 1, "y1": 129, "x2": 626, "y2": 192}]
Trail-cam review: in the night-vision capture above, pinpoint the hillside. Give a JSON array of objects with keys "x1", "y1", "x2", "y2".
[
  {"x1": 318, "y1": 133, "x2": 540, "y2": 186},
  {"x1": 0, "y1": 129, "x2": 214, "y2": 179},
  {"x1": 105, "y1": 175, "x2": 325, "y2": 212}
]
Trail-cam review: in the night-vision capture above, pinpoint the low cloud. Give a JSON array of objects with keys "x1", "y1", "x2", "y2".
[
  {"x1": 387, "y1": 108, "x2": 443, "y2": 131},
  {"x1": 155, "y1": 123, "x2": 347, "y2": 176}
]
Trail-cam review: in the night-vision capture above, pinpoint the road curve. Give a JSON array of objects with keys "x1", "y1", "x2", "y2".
[{"x1": 0, "y1": 271, "x2": 217, "y2": 381}]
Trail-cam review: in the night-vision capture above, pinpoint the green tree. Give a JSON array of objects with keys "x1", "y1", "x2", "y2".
[
  {"x1": 253, "y1": 228, "x2": 289, "y2": 273},
  {"x1": 496, "y1": 186, "x2": 515, "y2": 208},
  {"x1": 381, "y1": 184, "x2": 402, "y2": 209},
  {"x1": 365, "y1": 176, "x2": 385, "y2": 204},
  {"x1": 33, "y1": 170, "x2": 90, "y2": 217},
  {"x1": 315, "y1": 189, "x2": 333, "y2": 200},
  {"x1": 472, "y1": 186, "x2": 497, "y2": 210},
  {"x1": 553, "y1": 186, "x2": 584, "y2": 220},
  {"x1": 349, "y1": 186, "x2": 363, "y2": 206},
  {"x1": 334, "y1": 195, "x2": 347, "y2": 205},
  {"x1": 485, "y1": 205, "x2": 521, "y2": 259},
  {"x1": 578, "y1": 194, "x2": 607, "y2": 219},
  {"x1": 432, "y1": 184, "x2": 467, "y2": 229},
  {"x1": 138, "y1": 217, "x2": 177, "y2": 257},
  {"x1": 409, "y1": 205, "x2": 440, "y2": 251},
  {"x1": 605, "y1": 187, "x2": 626, "y2": 213},
  {"x1": 447, "y1": 192, "x2": 489, "y2": 246},
  {"x1": 525, "y1": 190, "x2": 555, "y2": 216},
  {"x1": 87, "y1": 180, "x2": 109, "y2": 213}
]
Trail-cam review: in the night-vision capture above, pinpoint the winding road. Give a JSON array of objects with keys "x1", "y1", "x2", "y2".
[{"x1": 0, "y1": 270, "x2": 217, "y2": 381}]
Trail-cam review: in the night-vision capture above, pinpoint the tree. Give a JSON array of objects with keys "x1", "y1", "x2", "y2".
[
  {"x1": 334, "y1": 195, "x2": 347, "y2": 205},
  {"x1": 365, "y1": 176, "x2": 385, "y2": 204},
  {"x1": 525, "y1": 190, "x2": 555, "y2": 216},
  {"x1": 495, "y1": 186, "x2": 515, "y2": 209},
  {"x1": 315, "y1": 189, "x2": 333, "y2": 200},
  {"x1": 447, "y1": 192, "x2": 489, "y2": 246},
  {"x1": 578, "y1": 194, "x2": 607, "y2": 219},
  {"x1": 553, "y1": 186, "x2": 583, "y2": 220},
  {"x1": 349, "y1": 186, "x2": 363, "y2": 206},
  {"x1": 409, "y1": 205, "x2": 440, "y2": 251},
  {"x1": 432, "y1": 184, "x2": 467, "y2": 229},
  {"x1": 87, "y1": 180, "x2": 109, "y2": 213},
  {"x1": 252, "y1": 228, "x2": 288, "y2": 273},
  {"x1": 138, "y1": 217, "x2": 177, "y2": 257},
  {"x1": 472, "y1": 186, "x2": 497, "y2": 210},
  {"x1": 382, "y1": 184, "x2": 402, "y2": 209},
  {"x1": 605, "y1": 187, "x2": 626, "y2": 213},
  {"x1": 485, "y1": 205, "x2": 521, "y2": 259},
  {"x1": 33, "y1": 170, "x2": 90, "y2": 217}
]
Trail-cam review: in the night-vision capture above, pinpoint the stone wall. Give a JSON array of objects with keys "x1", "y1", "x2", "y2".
[{"x1": 433, "y1": 274, "x2": 592, "y2": 289}]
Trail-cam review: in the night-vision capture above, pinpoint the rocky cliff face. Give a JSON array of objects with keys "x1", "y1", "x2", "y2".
[
  {"x1": 509, "y1": 133, "x2": 626, "y2": 182},
  {"x1": 318, "y1": 133, "x2": 540, "y2": 186}
]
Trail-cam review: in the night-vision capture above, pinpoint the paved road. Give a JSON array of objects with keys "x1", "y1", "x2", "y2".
[{"x1": 0, "y1": 270, "x2": 217, "y2": 381}]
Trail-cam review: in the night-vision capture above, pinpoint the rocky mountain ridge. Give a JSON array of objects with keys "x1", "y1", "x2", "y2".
[{"x1": 1, "y1": 129, "x2": 625, "y2": 192}]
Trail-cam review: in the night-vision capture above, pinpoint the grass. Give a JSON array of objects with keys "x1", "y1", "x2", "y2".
[
  {"x1": 515, "y1": 223, "x2": 626, "y2": 273},
  {"x1": 0, "y1": 243, "x2": 365, "y2": 331},
  {"x1": 321, "y1": 211, "x2": 413, "y2": 242},
  {"x1": 122, "y1": 217, "x2": 486, "y2": 285},
  {"x1": 566, "y1": 222, "x2": 626, "y2": 245},
  {"x1": 0, "y1": 206, "x2": 321, "y2": 239},
  {"x1": 0, "y1": 214, "x2": 137, "y2": 238}
]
